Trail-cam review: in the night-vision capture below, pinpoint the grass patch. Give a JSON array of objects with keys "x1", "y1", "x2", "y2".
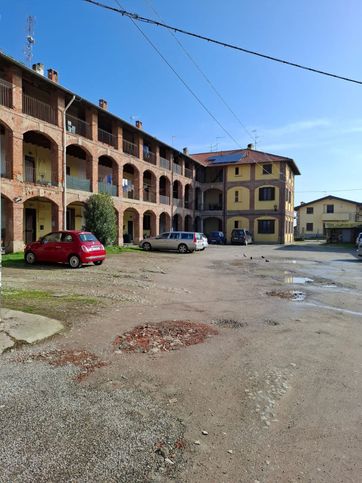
[
  {"x1": 1, "y1": 252, "x2": 25, "y2": 267},
  {"x1": 106, "y1": 245, "x2": 142, "y2": 254}
]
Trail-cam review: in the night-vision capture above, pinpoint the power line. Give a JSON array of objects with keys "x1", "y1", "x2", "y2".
[
  {"x1": 83, "y1": 0, "x2": 362, "y2": 86},
  {"x1": 296, "y1": 188, "x2": 362, "y2": 193}
]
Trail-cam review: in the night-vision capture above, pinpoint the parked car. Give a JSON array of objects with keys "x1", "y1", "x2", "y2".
[
  {"x1": 25, "y1": 231, "x2": 106, "y2": 268},
  {"x1": 357, "y1": 241, "x2": 362, "y2": 257},
  {"x1": 355, "y1": 232, "x2": 362, "y2": 246},
  {"x1": 199, "y1": 233, "x2": 208, "y2": 250},
  {"x1": 208, "y1": 231, "x2": 226, "y2": 245},
  {"x1": 139, "y1": 231, "x2": 203, "y2": 253},
  {"x1": 231, "y1": 228, "x2": 253, "y2": 245}
]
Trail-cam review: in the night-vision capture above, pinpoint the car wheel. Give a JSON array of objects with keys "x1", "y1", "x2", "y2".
[
  {"x1": 142, "y1": 242, "x2": 152, "y2": 251},
  {"x1": 178, "y1": 243, "x2": 188, "y2": 254},
  {"x1": 94, "y1": 260, "x2": 103, "y2": 266},
  {"x1": 25, "y1": 251, "x2": 36, "y2": 265},
  {"x1": 69, "y1": 255, "x2": 81, "y2": 269}
]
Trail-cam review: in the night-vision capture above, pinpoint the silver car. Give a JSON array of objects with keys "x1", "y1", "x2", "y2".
[{"x1": 139, "y1": 231, "x2": 203, "y2": 253}]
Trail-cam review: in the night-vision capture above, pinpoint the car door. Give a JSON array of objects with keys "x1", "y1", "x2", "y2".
[
  {"x1": 167, "y1": 232, "x2": 180, "y2": 250},
  {"x1": 36, "y1": 232, "x2": 62, "y2": 262},
  {"x1": 152, "y1": 232, "x2": 170, "y2": 250},
  {"x1": 59, "y1": 232, "x2": 75, "y2": 262}
]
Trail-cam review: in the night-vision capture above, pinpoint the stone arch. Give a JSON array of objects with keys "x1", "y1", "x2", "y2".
[
  {"x1": 122, "y1": 163, "x2": 140, "y2": 200},
  {"x1": 23, "y1": 196, "x2": 60, "y2": 244},
  {"x1": 23, "y1": 130, "x2": 60, "y2": 187},
  {"x1": 143, "y1": 210, "x2": 157, "y2": 238},
  {"x1": 143, "y1": 169, "x2": 157, "y2": 203},
  {"x1": 66, "y1": 201, "x2": 86, "y2": 230},
  {"x1": 98, "y1": 155, "x2": 119, "y2": 196},
  {"x1": 66, "y1": 144, "x2": 93, "y2": 192},
  {"x1": 123, "y1": 207, "x2": 140, "y2": 243},
  {"x1": 204, "y1": 216, "x2": 223, "y2": 235},
  {"x1": 203, "y1": 188, "x2": 223, "y2": 211},
  {"x1": 159, "y1": 212, "x2": 171, "y2": 233}
]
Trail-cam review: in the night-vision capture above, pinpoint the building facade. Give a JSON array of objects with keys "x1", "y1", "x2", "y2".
[
  {"x1": 295, "y1": 195, "x2": 362, "y2": 242},
  {"x1": 193, "y1": 149, "x2": 300, "y2": 244},
  {"x1": 1, "y1": 52, "x2": 299, "y2": 252}
]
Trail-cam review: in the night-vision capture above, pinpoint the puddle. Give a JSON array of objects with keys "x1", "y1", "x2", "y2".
[
  {"x1": 267, "y1": 290, "x2": 306, "y2": 301},
  {"x1": 284, "y1": 276, "x2": 313, "y2": 285}
]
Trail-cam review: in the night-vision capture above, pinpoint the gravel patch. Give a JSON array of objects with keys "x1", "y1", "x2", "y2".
[
  {"x1": 0, "y1": 362, "x2": 186, "y2": 482},
  {"x1": 213, "y1": 319, "x2": 248, "y2": 329}
]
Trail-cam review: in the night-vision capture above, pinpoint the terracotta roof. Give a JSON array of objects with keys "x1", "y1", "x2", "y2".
[
  {"x1": 295, "y1": 195, "x2": 361, "y2": 211},
  {"x1": 192, "y1": 148, "x2": 301, "y2": 174}
]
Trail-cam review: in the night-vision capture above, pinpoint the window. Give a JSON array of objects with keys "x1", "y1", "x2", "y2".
[
  {"x1": 234, "y1": 220, "x2": 239, "y2": 228},
  {"x1": 259, "y1": 187, "x2": 275, "y2": 201},
  {"x1": 181, "y1": 233, "x2": 193, "y2": 240},
  {"x1": 79, "y1": 233, "x2": 97, "y2": 242},
  {"x1": 326, "y1": 204, "x2": 334, "y2": 214},
  {"x1": 159, "y1": 232, "x2": 169, "y2": 239},
  {"x1": 43, "y1": 232, "x2": 62, "y2": 243},
  {"x1": 170, "y1": 232, "x2": 180, "y2": 239},
  {"x1": 258, "y1": 220, "x2": 275, "y2": 234},
  {"x1": 235, "y1": 167, "x2": 239, "y2": 176},
  {"x1": 61, "y1": 233, "x2": 73, "y2": 243},
  {"x1": 262, "y1": 164, "x2": 272, "y2": 175},
  {"x1": 306, "y1": 207, "x2": 314, "y2": 214},
  {"x1": 234, "y1": 191, "x2": 239, "y2": 202},
  {"x1": 306, "y1": 223, "x2": 314, "y2": 231}
]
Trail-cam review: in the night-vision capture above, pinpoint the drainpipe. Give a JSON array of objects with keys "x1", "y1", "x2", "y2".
[{"x1": 63, "y1": 95, "x2": 76, "y2": 230}]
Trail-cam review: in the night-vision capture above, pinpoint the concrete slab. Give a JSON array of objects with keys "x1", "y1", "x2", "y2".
[
  {"x1": 2, "y1": 308, "x2": 64, "y2": 345},
  {"x1": 0, "y1": 332, "x2": 15, "y2": 354}
]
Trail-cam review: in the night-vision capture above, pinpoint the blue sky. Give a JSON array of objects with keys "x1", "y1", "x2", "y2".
[{"x1": 1, "y1": 0, "x2": 361, "y2": 205}]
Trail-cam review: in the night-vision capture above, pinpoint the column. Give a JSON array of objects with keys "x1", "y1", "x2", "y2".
[{"x1": 12, "y1": 202, "x2": 24, "y2": 252}]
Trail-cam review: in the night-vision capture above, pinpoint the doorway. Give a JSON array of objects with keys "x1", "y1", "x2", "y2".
[{"x1": 25, "y1": 208, "x2": 36, "y2": 243}]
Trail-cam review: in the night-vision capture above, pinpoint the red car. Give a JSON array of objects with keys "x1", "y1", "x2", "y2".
[{"x1": 24, "y1": 231, "x2": 106, "y2": 268}]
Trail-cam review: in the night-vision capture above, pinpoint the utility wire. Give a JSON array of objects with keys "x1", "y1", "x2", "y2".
[{"x1": 83, "y1": 0, "x2": 362, "y2": 86}]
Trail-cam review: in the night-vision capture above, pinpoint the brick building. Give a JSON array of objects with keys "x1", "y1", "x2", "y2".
[{"x1": 0, "y1": 52, "x2": 300, "y2": 252}]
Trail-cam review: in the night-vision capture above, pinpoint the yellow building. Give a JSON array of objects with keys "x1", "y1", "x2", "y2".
[{"x1": 295, "y1": 195, "x2": 362, "y2": 242}]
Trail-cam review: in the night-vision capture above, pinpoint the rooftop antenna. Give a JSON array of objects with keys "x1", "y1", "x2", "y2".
[
  {"x1": 24, "y1": 15, "x2": 35, "y2": 66},
  {"x1": 252, "y1": 129, "x2": 260, "y2": 150}
]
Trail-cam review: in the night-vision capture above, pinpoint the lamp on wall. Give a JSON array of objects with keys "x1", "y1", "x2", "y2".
[{"x1": 13, "y1": 196, "x2": 22, "y2": 203}]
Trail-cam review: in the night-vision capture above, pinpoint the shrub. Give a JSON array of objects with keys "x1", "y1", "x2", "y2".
[{"x1": 84, "y1": 194, "x2": 117, "y2": 245}]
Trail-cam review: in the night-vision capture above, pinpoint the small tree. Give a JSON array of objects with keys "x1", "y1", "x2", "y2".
[{"x1": 84, "y1": 193, "x2": 117, "y2": 246}]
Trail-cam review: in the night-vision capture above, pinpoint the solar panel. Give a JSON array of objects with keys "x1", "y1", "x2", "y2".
[{"x1": 208, "y1": 153, "x2": 246, "y2": 164}]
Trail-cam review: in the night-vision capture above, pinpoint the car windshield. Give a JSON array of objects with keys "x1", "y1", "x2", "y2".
[{"x1": 79, "y1": 233, "x2": 98, "y2": 242}]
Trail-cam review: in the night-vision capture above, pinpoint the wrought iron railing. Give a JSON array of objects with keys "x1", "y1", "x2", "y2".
[
  {"x1": 160, "y1": 157, "x2": 170, "y2": 170},
  {"x1": 123, "y1": 139, "x2": 139, "y2": 158},
  {"x1": 173, "y1": 198, "x2": 182, "y2": 207},
  {"x1": 160, "y1": 195, "x2": 170, "y2": 204},
  {"x1": 66, "y1": 175, "x2": 91, "y2": 192},
  {"x1": 66, "y1": 114, "x2": 91, "y2": 139},
  {"x1": 0, "y1": 79, "x2": 12, "y2": 108},
  {"x1": 98, "y1": 182, "x2": 117, "y2": 196},
  {"x1": 98, "y1": 128, "x2": 117, "y2": 148},
  {"x1": 173, "y1": 163, "x2": 182, "y2": 175},
  {"x1": 22, "y1": 93, "x2": 57, "y2": 125},
  {"x1": 143, "y1": 149, "x2": 156, "y2": 165},
  {"x1": 143, "y1": 190, "x2": 156, "y2": 203},
  {"x1": 185, "y1": 167, "x2": 193, "y2": 178}
]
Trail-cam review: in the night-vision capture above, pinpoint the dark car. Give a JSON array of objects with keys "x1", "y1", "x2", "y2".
[
  {"x1": 231, "y1": 229, "x2": 253, "y2": 245},
  {"x1": 24, "y1": 230, "x2": 106, "y2": 268},
  {"x1": 208, "y1": 231, "x2": 226, "y2": 245}
]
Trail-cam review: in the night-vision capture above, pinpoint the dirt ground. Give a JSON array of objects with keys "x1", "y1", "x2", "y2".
[{"x1": 1, "y1": 241, "x2": 362, "y2": 482}]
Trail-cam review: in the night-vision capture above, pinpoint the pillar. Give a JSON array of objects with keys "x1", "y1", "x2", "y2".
[{"x1": 12, "y1": 202, "x2": 24, "y2": 252}]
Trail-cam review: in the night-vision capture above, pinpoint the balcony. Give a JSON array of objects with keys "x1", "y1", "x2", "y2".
[
  {"x1": 143, "y1": 149, "x2": 157, "y2": 165},
  {"x1": 173, "y1": 163, "x2": 182, "y2": 175},
  {"x1": 184, "y1": 200, "x2": 191, "y2": 209},
  {"x1": 66, "y1": 175, "x2": 90, "y2": 192},
  {"x1": 22, "y1": 94, "x2": 57, "y2": 125},
  {"x1": 160, "y1": 157, "x2": 170, "y2": 170},
  {"x1": 185, "y1": 167, "x2": 193, "y2": 179},
  {"x1": 24, "y1": 166, "x2": 57, "y2": 186},
  {"x1": 173, "y1": 198, "x2": 182, "y2": 207},
  {"x1": 0, "y1": 79, "x2": 13, "y2": 108},
  {"x1": 321, "y1": 212, "x2": 354, "y2": 222},
  {"x1": 160, "y1": 195, "x2": 170, "y2": 204},
  {"x1": 98, "y1": 128, "x2": 117, "y2": 148},
  {"x1": 143, "y1": 190, "x2": 156, "y2": 203},
  {"x1": 98, "y1": 182, "x2": 117, "y2": 196},
  {"x1": 66, "y1": 114, "x2": 91, "y2": 139},
  {"x1": 123, "y1": 139, "x2": 139, "y2": 158},
  {"x1": 204, "y1": 204, "x2": 223, "y2": 211}
]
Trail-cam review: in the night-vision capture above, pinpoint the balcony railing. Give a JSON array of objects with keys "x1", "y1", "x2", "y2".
[
  {"x1": 185, "y1": 167, "x2": 193, "y2": 179},
  {"x1": 66, "y1": 175, "x2": 90, "y2": 192},
  {"x1": 98, "y1": 128, "x2": 117, "y2": 148},
  {"x1": 173, "y1": 198, "x2": 182, "y2": 207},
  {"x1": 173, "y1": 163, "x2": 182, "y2": 175},
  {"x1": 24, "y1": 166, "x2": 57, "y2": 186},
  {"x1": 184, "y1": 200, "x2": 191, "y2": 209},
  {"x1": 0, "y1": 79, "x2": 13, "y2": 108},
  {"x1": 98, "y1": 182, "x2": 117, "y2": 196},
  {"x1": 66, "y1": 114, "x2": 91, "y2": 139},
  {"x1": 160, "y1": 157, "x2": 170, "y2": 170},
  {"x1": 160, "y1": 195, "x2": 170, "y2": 205},
  {"x1": 143, "y1": 190, "x2": 156, "y2": 203},
  {"x1": 123, "y1": 139, "x2": 139, "y2": 158},
  {"x1": 204, "y1": 204, "x2": 222, "y2": 211},
  {"x1": 143, "y1": 149, "x2": 157, "y2": 165},
  {"x1": 22, "y1": 93, "x2": 57, "y2": 125}
]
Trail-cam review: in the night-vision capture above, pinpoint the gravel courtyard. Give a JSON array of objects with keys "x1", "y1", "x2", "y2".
[{"x1": 1, "y1": 242, "x2": 362, "y2": 482}]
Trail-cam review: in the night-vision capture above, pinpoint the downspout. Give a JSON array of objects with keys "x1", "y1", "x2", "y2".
[{"x1": 63, "y1": 95, "x2": 76, "y2": 230}]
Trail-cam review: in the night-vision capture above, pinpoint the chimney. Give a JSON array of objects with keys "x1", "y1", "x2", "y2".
[
  {"x1": 183, "y1": 147, "x2": 189, "y2": 155},
  {"x1": 247, "y1": 143, "x2": 254, "y2": 150},
  {"x1": 135, "y1": 120, "x2": 143, "y2": 129},
  {"x1": 47, "y1": 68, "x2": 58, "y2": 83},
  {"x1": 32, "y1": 63, "x2": 44, "y2": 76},
  {"x1": 99, "y1": 99, "x2": 108, "y2": 110}
]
